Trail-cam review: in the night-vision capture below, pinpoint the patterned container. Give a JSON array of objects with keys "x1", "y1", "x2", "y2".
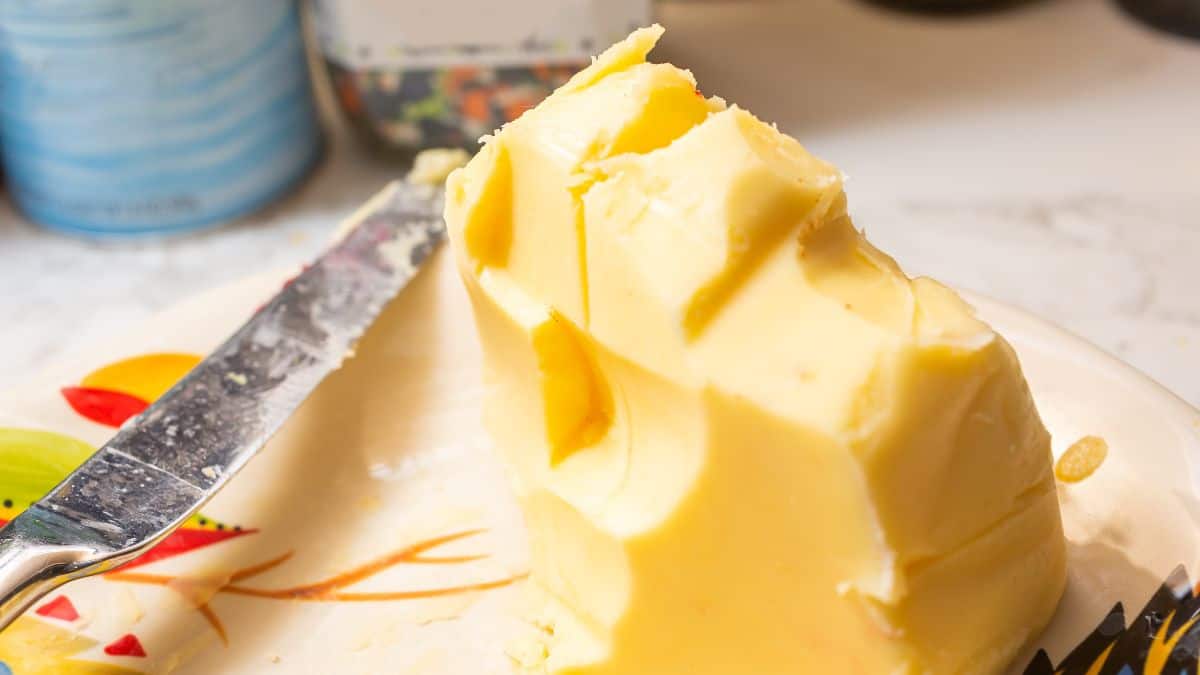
[
  {"x1": 0, "y1": 1, "x2": 322, "y2": 238},
  {"x1": 310, "y1": 0, "x2": 650, "y2": 155}
]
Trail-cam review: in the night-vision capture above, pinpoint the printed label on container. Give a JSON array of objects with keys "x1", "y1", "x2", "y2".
[{"x1": 312, "y1": 0, "x2": 652, "y2": 69}]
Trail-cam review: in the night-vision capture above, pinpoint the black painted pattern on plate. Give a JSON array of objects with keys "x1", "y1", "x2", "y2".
[{"x1": 1026, "y1": 565, "x2": 1200, "y2": 674}]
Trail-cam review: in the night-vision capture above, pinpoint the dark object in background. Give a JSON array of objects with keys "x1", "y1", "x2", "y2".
[
  {"x1": 1116, "y1": 0, "x2": 1200, "y2": 38},
  {"x1": 861, "y1": 0, "x2": 1037, "y2": 13}
]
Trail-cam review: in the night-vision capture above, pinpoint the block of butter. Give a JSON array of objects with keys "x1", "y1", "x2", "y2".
[{"x1": 445, "y1": 25, "x2": 1065, "y2": 675}]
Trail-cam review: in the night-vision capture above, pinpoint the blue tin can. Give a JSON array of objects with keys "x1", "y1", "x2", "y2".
[{"x1": 0, "y1": 1, "x2": 323, "y2": 237}]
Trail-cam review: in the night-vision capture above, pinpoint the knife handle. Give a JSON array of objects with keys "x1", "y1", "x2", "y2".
[{"x1": 0, "y1": 527, "x2": 106, "y2": 631}]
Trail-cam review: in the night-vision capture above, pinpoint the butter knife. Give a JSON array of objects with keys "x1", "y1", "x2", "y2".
[{"x1": 0, "y1": 180, "x2": 445, "y2": 631}]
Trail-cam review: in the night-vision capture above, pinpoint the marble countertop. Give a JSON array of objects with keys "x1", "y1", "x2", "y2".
[{"x1": 1, "y1": 0, "x2": 1197, "y2": 405}]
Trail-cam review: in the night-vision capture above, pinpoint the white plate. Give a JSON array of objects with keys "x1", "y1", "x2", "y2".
[{"x1": 1, "y1": 250, "x2": 1197, "y2": 674}]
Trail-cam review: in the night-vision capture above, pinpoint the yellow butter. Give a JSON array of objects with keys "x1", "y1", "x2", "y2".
[
  {"x1": 408, "y1": 148, "x2": 470, "y2": 187},
  {"x1": 447, "y1": 25, "x2": 1065, "y2": 675}
]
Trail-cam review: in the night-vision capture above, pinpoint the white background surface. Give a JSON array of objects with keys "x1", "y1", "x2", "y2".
[{"x1": 0, "y1": 0, "x2": 1197, "y2": 405}]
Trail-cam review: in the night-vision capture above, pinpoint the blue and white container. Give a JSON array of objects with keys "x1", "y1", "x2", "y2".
[{"x1": 0, "y1": 1, "x2": 323, "y2": 237}]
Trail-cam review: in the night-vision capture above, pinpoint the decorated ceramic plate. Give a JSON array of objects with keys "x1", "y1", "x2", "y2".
[{"x1": 1, "y1": 244, "x2": 1198, "y2": 674}]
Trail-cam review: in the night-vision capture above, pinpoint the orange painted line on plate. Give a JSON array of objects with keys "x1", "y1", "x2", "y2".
[{"x1": 223, "y1": 574, "x2": 527, "y2": 602}]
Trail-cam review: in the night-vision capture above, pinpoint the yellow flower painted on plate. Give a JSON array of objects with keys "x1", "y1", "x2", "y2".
[{"x1": 0, "y1": 616, "x2": 140, "y2": 675}]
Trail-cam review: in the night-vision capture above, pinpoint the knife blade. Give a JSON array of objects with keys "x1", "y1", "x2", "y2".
[{"x1": 0, "y1": 179, "x2": 445, "y2": 631}]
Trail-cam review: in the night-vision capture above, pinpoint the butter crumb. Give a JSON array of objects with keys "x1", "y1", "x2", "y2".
[
  {"x1": 358, "y1": 494, "x2": 383, "y2": 512},
  {"x1": 408, "y1": 148, "x2": 470, "y2": 186},
  {"x1": 167, "y1": 569, "x2": 234, "y2": 608},
  {"x1": 1055, "y1": 435, "x2": 1109, "y2": 483},
  {"x1": 414, "y1": 592, "x2": 479, "y2": 625},
  {"x1": 115, "y1": 587, "x2": 144, "y2": 625},
  {"x1": 506, "y1": 639, "x2": 550, "y2": 669},
  {"x1": 349, "y1": 632, "x2": 373, "y2": 652}
]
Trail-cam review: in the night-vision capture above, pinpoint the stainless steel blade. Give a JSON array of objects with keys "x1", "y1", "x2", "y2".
[{"x1": 0, "y1": 180, "x2": 445, "y2": 630}]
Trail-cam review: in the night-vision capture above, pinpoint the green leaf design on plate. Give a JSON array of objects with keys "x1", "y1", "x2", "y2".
[{"x1": 0, "y1": 428, "x2": 94, "y2": 512}]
